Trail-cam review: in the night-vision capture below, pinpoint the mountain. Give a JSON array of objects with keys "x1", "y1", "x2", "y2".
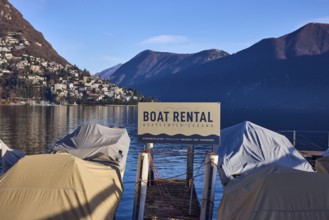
[
  {"x1": 0, "y1": 0, "x2": 75, "y2": 102},
  {"x1": 0, "y1": 0, "x2": 147, "y2": 105},
  {"x1": 108, "y1": 23, "x2": 329, "y2": 130},
  {"x1": 0, "y1": 0, "x2": 68, "y2": 65},
  {"x1": 109, "y1": 49, "x2": 229, "y2": 87},
  {"x1": 273, "y1": 22, "x2": 329, "y2": 59},
  {"x1": 95, "y1": 63, "x2": 122, "y2": 78}
]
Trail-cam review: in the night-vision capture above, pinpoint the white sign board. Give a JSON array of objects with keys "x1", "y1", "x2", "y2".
[{"x1": 138, "y1": 102, "x2": 220, "y2": 145}]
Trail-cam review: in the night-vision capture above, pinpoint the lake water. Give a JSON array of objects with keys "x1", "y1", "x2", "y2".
[{"x1": 0, "y1": 105, "x2": 222, "y2": 219}]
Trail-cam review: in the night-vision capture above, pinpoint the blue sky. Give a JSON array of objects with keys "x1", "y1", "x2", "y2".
[{"x1": 9, "y1": 0, "x2": 329, "y2": 74}]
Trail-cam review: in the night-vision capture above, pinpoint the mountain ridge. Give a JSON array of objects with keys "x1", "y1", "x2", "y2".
[
  {"x1": 107, "y1": 49, "x2": 229, "y2": 87},
  {"x1": 273, "y1": 22, "x2": 329, "y2": 59},
  {"x1": 105, "y1": 23, "x2": 329, "y2": 90},
  {"x1": 101, "y1": 22, "x2": 329, "y2": 129},
  {"x1": 95, "y1": 63, "x2": 122, "y2": 78}
]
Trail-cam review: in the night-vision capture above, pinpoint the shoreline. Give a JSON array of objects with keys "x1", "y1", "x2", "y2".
[{"x1": 0, "y1": 103, "x2": 137, "y2": 107}]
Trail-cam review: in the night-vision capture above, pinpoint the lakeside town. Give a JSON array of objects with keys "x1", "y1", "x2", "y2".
[
  {"x1": 0, "y1": 32, "x2": 153, "y2": 105},
  {"x1": 2, "y1": 0, "x2": 329, "y2": 219}
]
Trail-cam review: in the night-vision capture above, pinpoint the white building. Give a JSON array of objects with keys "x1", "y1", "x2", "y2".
[{"x1": 54, "y1": 83, "x2": 65, "y2": 91}]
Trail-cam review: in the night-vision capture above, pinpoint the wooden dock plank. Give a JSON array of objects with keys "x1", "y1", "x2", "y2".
[{"x1": 144, "y1": 178, "x2": 200, "y2": 220}]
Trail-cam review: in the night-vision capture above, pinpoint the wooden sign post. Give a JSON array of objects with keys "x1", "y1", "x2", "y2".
[{"x1": 136, "y1": 102, "x2": 221, "y2": 219}]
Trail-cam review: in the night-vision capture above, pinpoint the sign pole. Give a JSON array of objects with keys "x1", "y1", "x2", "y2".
[
  {"x1": 187, "y1": 144, "x2": 194, "y2": 215},
  {"x1": 200, "y1": 153, "x2": 218, "y2": 220},
  {"x1": 132, "y1": 152, "x2": 149, "y2": 220},
  {"x1": 137, "y1": 102, "x2": 221, "y2": 218},
  {"x1": 186, "y1": 144, "x2": 194, "y2": 187},
  {"x1": 145, "y1": 143, "x2": 154, "y2": 186}
]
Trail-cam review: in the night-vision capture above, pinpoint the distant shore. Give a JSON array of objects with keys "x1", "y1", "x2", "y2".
[{"x1": 0, "y1": 102, "x2": 137, "y2": 107}]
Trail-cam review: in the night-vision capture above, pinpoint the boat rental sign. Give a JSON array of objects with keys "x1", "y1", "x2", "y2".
[{"x1": 138, "y1": 102, "x2": 220, "y2": 145}]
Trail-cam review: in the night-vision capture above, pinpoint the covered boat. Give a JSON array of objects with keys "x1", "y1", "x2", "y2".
[
  {"x1": 216, "y1": 121, "x2": 326, "y2": 220},
  {"x1": 0, "y1": 153, "x2": 123, "y2": 219},
  {"x1": 0, "y1": 139, "x2": 24, "y2": 175},
  {"x1": 0, "y1": 124, "x2": 130, "y2": 219},
  {"x1": 217, "y1": 165, "x2": 329, "y2": 220},
  {"x1": 51, "y1": 123, "x2": 130, "y2": 177},
  {"x1": 217, "y1": 121, "x2": 313, "y2": 185}
]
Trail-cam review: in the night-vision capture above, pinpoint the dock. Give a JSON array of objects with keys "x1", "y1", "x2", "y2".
[
  {"x1": 299, "y1": 150, "x2": 324, "y2": 167},
  {"x1": 133, "y1": 150, "x2": 218, "y2": 220},
  {"x1": 144, "y1": 178, "x2": 200, "y2": 220}
]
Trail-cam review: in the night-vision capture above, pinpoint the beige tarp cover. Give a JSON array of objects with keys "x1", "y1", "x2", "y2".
[
  {"x1": 217, "y1": 165, "x2": 329, "y2": 220},
  {"x1": 0, "y1": 153, "x2": 123, "y2": 220},
  {"x1": 315, "y1": 156, "x2": 329, "y2": 173}
]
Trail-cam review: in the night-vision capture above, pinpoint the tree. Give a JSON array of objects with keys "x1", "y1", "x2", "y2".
[{"x1": 67, "y1": 93, "x2": 77, "y2": 105}]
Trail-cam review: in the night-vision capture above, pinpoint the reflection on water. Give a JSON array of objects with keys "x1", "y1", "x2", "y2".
[
  {"x1": 0, "y1": 105, "x2": 222, "y2": 219},
  {"x1": 0, "y1": 105, "x2": 137, "y2": 154}
]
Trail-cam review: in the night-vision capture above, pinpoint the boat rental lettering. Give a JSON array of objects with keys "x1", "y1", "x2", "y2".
[{"x1": 143, "y1": 111, "x2": 214, "y2": 123}]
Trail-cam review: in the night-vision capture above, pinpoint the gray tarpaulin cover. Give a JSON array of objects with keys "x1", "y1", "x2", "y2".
[
  {"x1": 0, "y1": 139, "x2": 24, "y2": 174},
  {"x1": 217, "y1": 165, "x2": 329, "y2": 220},
  {"x1": 52, "y1": 124, "x2": 130, "y2": 176},
  {"x1": 217, "y1": 121, "x2": 313, "y2": 185}
]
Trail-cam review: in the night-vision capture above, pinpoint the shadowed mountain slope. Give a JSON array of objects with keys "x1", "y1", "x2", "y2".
[{"x1": 107, "y1": 23, "x2": 329, "y2": 130}]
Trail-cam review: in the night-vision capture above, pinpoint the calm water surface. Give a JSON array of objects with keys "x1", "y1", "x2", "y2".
[{"x1": 0, "y1": 105, "x2": 222, "y2": 219}]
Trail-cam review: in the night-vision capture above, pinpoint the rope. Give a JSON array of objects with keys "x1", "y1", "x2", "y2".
[
  {"x1": 135, "y1": 147, "x2": 217, "y2": 218},
  {"x1": 150, "y1": 150, "x2": 209, "y2": 155},
  {"x1": 146, "y1": 150, "x2": 213, "y2": 218},
  {"x1": 278, "y1": 130, "x2": 329, "y2": 150},
  {"x1": 297, "y1": 133, "x2": 324, "y2": 150},
  {"x1": 148, "y1": 151, "x2": 184, "y2": 217},
  {"x1": 279, "y1": 130, "x2": 329, "y2": 133}
]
